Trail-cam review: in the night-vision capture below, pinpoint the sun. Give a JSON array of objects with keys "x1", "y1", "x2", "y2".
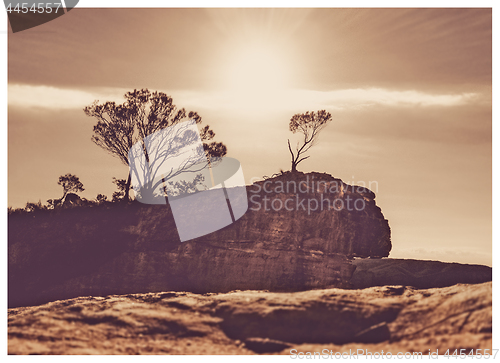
[{"x1": 222, "y1": 43, "x2": 291, "y2": 93}]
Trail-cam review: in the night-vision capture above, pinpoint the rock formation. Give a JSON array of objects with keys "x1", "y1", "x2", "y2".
[
  {"x1": 8, "y1": 172, "x2": 491, "y2": 309},
  {"x1": 200, "y1": 171, "x2": 392, "y2": 257},
  {"x1": 62, "y1": 192, "x2": 83, "y2": 207},
  {"x1": 8, "y1": 172, "x2": 390, "y2": 308},
  {"x1": 351, "y1": 258, "x2": 492, "y2": 289},
  {"x1": 8, "y1": 171, "x2": 493, "y2": 355}
]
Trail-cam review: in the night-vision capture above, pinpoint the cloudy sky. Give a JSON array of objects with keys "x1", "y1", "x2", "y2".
[{"x1": 8, "y1": 8, "x2": 491, "y2": 265}]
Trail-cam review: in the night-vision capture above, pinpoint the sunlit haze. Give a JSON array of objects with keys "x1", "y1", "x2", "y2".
[{"x1": 8, "y1": 8, "x2": 492, "y2": 266}]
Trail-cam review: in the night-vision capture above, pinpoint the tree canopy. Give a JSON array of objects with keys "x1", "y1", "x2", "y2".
[
  {"x1": 84, "y1": 89, "x2": 227, "y2": 201},
  {"x1": 58, "y1": 173, "x2": 85, "y2": 199}
]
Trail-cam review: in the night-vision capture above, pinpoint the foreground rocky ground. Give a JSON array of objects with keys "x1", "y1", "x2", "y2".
[{"x1": 8, "y1": 281, "x2": 491, "y2": 355}]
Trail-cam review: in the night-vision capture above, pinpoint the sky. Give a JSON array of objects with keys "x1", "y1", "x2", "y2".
[{"x1": 7, "y1": 8, "x2": 492, "y2": 266}]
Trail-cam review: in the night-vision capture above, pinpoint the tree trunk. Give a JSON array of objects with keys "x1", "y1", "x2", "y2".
[
  {"x1": 288, "y1": 139, "x2": 298, "y2": 172},
  {"x1": 123, "y1": 173, "x2": 132, "y2": 202}
]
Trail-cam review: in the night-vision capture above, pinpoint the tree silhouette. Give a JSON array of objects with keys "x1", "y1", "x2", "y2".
[
  {"x1": 46, "y1": 198, "x2": 60, "y2": 209},
  {"x1": 287, "y1": 110, "x2": 332, "y2": 172},
  {"x1": 166, "y1": 173, "x2": 207, "y2": 197},
  {"x1": 111, "y1": 178, "x2": 127, "y2": 202},
  {"x1": 84, "y1": 89, "x2": 227, "y2": 201},
  {"x1": 58, "y1": 174, "x2": 85, "y2": 202},
  {"x1": 95, "y1": 194, "x2": 108, "y2": 205},
  {"x1": 25, "y1": 201, "x2": 45, "y2": 213}
]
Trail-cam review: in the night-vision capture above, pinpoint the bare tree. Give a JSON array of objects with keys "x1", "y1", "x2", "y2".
[
  {"x1": 84, "y1": 89, "x2": 227, "y2": 201},
  {"x1": 287, "y1": 110, "x2": 332, "y2": 172}
]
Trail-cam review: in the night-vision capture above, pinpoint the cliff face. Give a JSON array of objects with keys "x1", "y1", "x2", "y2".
[
  {"x1": 33, "y1": 243, "x2": 355, "y2": 306},
  {"x1": 9, "y1": 172, "x2": 390, "y2": 307},
  {"x1": 197, "y1": 171, "x2": 391, "y2": 257}
]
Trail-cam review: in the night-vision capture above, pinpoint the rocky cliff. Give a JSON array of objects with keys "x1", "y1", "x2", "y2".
[
  {"x1": 8, "y1": 172, "x2": 390, "y2": 307},
  {"x1": 199, "y1": 171, "x2": 392, "y2": 257}
]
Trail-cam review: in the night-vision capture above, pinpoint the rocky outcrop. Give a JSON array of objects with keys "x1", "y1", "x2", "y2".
[
  {"x1": 8, "y1": 282, "x2": 492, "y2": 354},
  {"x1": 200, "y1": 171, "x2": 391, "y2": 257},
  {"x1": 351, "y1": 258, "x2": 492, "y2": 289},
  {"x1": 62, "y1": 193, "x2": 83, "y2": 207},
  {"x1": 8, "y1": 172, "x2": 390, "y2": 308},
  {"x1": 9, "y1": 171, "x2": 493, "y2": 309}
]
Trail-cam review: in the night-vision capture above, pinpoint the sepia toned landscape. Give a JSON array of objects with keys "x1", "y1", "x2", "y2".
[{"x1": 8, "y1": 7, "x2": 492, "y2": 356}]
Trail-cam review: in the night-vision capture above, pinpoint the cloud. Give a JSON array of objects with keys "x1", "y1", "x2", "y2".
[
  {"x1": 176, "y1": 87, "x2": 480, "y2": 114},
  {"x1": 314, "y1": 88, "x2": 478, "y2": 108},
  {"x1": 8, "y1": 83, "x2": 480, "y2": 112},
  {"x1": 8, "y1": 84, "x2": 127, "y2": 110}
]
